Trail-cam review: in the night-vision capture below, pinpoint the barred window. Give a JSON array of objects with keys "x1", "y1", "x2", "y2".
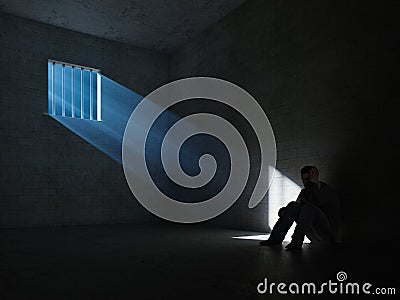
[{"x1": 48, "y1": 60, "x2": 102, "y2": 121}]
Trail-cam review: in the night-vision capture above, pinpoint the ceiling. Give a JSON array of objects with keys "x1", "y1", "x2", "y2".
[{"x1": 0, "y1": 0, "x2": 247, "y2": 53}]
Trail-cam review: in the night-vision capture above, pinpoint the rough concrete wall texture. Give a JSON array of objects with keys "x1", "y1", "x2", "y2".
[
  {"x1": 1, "y1": 0, "x2": 398, "y2": 243},
  {"x1": 169, "y1": 0, "x2": 398, "y2": 241},
  {"x1": 0, "y1": 12, "x2": 168, "y2": 227}
]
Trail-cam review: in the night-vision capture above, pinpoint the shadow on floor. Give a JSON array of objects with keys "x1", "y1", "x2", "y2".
[{"x1": 0, "y1": 223, "x2": 398, "y2": 299}]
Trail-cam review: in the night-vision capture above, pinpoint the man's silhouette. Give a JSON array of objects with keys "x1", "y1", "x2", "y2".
[{"x1": 260, "y1": 166, "x2": 338, "y2": 250}]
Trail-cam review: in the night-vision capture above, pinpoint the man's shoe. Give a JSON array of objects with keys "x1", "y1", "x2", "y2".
[
  {"x1": 259, "y1": 239, "x2": 281, "y2": 246},
  {"x1": 285, "y1": 242, "x2": 302, "y2": 251}
]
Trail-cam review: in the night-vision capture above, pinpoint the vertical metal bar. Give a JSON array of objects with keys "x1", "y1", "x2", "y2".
[
  {"x1": 47, "y1": 61, "x2": 101, "y2": 120},
  {"x1": 72, "y1": 67, "x2": 75, "y2": 118},
  {"x1": 62, "y1": 65, "x2": 65, "y2": 116},
  {"x1": 81, "y1": 68, "x2": 84, "y2": 119},
  {"x1": 97, "y1": 73, "x2": 101, "y2": 121},
  {"x1": 89, "y1": 70, "x2": 93, "y2": 120},
  {"x1": 52, "y1": 62, "x2": 55, "y2": 115}
]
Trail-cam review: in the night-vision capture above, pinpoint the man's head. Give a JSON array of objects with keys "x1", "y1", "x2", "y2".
[{"x1": 300, "y1": 165, "x2": 319, "y2": 187}]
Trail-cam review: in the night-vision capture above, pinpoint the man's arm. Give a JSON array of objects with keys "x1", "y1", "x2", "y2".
[
  {"x1": 296, "y1": 189, "x2": 305, "y2": 204},
  {"x1": 304, "y1": 181, "x2": 323, "y2": 206},
  {"x1": 303, "y1": 167, "x2": 324, "y2": 206}
]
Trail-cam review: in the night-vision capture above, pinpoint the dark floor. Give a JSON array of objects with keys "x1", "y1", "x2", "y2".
[{"x1": 0, "y1": 223, "x2": 398, "y2": 299}]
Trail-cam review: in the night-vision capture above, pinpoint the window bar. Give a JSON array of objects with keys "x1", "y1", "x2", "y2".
[
  {"x1": 52, "y1": 62, "x2": 55, "y2": 115},
  {"x1": 81, "y1": 68, "x2": 84, "y2": 119},
  {"x1": 89, "y1": 70, "x2": 93, "y2": 120},
  {"x1": 62, "y1": 65, "x2": 65, "y2": 117},
  {"x1": 97, "y1": 73, "x2": 101, "y2": 121},
  {"x1": 48, "y1": 60, "x2": 101, "y2": 120},
  {"x1": 71, "y1": 66, "x2": 75, "y2": 118},
  {"x1": 48, "y1": 59, "x2": 100, "y2": 73}
]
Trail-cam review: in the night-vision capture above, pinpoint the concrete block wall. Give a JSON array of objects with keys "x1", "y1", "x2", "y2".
[
  {"x1": 169, "y1": 0, "x2": 398, "y2": 241},
  {"x1": 0, "y1": 12, "x2": 168, "y2": 227},
  {"x1": 1, "y1": 1, "x2": 398, "y2": 243}
]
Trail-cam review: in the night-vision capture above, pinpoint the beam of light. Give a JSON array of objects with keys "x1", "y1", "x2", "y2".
[
  {"x1": 50, "y1": 74, "x2": 143, "y2": 163},
  {"x1": 48, "y1": 70, "x2": 189, "y2": 197},
  {"x1": 49, "y1": 72, "x2": 305, "y2": 227}
]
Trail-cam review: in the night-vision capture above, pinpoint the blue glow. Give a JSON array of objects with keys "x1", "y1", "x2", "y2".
[
  {"x1": 64, "y1": 66, "x2": 72, "y2": 117},
  {"x1": 48, "y1": 62, "x2": 99, "y2": 120},
  {"x1": 55, "y1": 63, "x2": 62, "y2": 115},
  {"x1": 73, "y1": 67, "x2": 82, "y2": 118},
  {"x1": 50, "y1": 74, "x2": 143, "y2": 163},
  {"x1": 48, "y1": 75, "x2": 236, "y2": 204}
]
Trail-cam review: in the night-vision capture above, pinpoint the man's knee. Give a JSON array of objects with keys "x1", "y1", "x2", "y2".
[
  {"x1": 287, "y1": 201, "x2": 299, "y2": 208},
  {"x1": 278, "y1": 207, "x2": 285, "y2": 217},
  {"x1": 279, "y1": 201, "x2": 300, "y2": 217}
]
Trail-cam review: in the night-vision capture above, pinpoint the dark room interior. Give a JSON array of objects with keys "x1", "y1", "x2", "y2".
[{"x1": 1, "y1": 0, "x2": 399, "y2": 299}]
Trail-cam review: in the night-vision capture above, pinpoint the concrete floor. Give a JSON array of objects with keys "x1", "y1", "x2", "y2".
[{"x1": 0, "y1": 223, "x2": 397, "y2": 299}]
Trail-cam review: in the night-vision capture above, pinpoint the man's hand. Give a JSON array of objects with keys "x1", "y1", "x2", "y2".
[{"x1": 309, "y1": 167, "x2": 319, "y2": 183}]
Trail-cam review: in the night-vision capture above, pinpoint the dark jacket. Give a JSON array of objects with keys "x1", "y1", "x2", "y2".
[{"x1": 298, "y1": 181, "x2": 341, "y2": 241}]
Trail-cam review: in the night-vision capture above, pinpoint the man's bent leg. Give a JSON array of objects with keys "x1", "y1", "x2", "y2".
[
  {"x1": 309, "y1": 208, "x2": 334, "y2": 243},
  {"x1": 291, "y1": 202, "x2": 320, "y2": 245},
  {"x1": 268, "y1": 201, "x2": 301, "y2": 242}
]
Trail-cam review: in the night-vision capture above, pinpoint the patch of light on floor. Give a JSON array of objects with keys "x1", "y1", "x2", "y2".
[
  {"x1": 232, "y1": 167, "x2": 314, "y2": 244},
  {"x1": 232, "y1": 232, "x2": 311, "y2": 243}
]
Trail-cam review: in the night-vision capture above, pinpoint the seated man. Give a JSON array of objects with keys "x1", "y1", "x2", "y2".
[{"x1": 260, "y1": 166, "x2": 338, "y2": 250}]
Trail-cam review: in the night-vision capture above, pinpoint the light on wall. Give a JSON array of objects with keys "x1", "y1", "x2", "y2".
[{"x1": 232, "y1": 167, "x2": 311, "y2": 243}]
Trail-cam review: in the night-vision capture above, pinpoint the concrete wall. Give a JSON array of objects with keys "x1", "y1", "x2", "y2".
[
  {"x1": 0, "y1": 12, "x2": 168, "y2": 227},
  {"x1": 169, "y1": 0, "x2": 398, "y2": 241},
  {"x1": 1, "y1": 0, "x2": 398, "y2": 242}
]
